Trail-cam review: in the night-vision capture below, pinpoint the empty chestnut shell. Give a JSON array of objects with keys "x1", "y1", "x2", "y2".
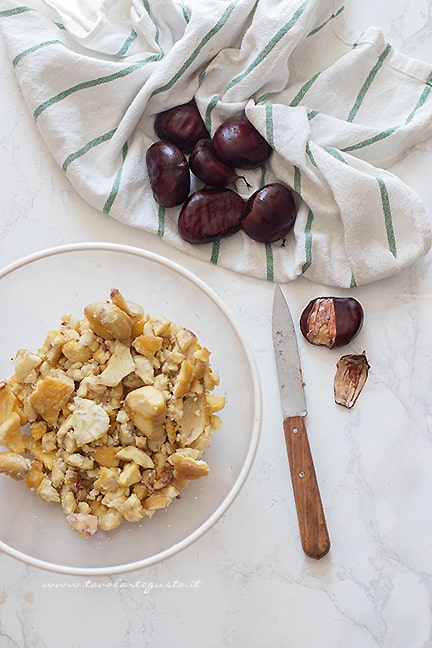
[
  {"x1": 334, "y1": 352, "x2": 370, "y2": 408},
  {"x1": 299, "y1": 297, "x2": 364, "y2": 348}
]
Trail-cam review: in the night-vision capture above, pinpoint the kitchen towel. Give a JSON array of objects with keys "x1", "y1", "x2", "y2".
[{"x1": 1, "y1": 0, "x2": 431, "y2": 287}]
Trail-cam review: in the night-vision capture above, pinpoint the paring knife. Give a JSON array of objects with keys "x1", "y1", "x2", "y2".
[{"x1": 272, "y1": 285, "x2": 330, "y2": 560}]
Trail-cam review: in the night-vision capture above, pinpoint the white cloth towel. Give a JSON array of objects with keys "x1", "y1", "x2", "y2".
[{"x1": 1, "y1": 0, "x2": 431, "y2": 287}]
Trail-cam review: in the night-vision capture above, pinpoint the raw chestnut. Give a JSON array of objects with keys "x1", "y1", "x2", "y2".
[
  {"x1": 189, "y1": 138, "x2": 248, "y2": 187},
  {"x1": 146, "y1": 141, "x2": 190, "y2": 208},
  {"x1": 212, "y1": 117, "x2": 272, "y2": 169},
  {"x1": 178, "y1": 187, "x2": 244, "y2": 244},
  {"x1": 154, "y1": 101, "x2": 209, "y2": 153},
  {"x1": 300, "y1": 297, "x2": 364, "y2": 348},
  {"x1": 240, "y1": 183, "x2": 296, "y2": 243}
]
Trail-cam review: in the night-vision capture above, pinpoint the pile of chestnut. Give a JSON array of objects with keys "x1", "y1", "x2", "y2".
[{"x1": 146, "y1": 101, "x2": 297, "y2": 245}]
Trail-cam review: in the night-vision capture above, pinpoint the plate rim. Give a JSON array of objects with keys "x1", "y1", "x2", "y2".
[{"x1": 0, "y1": 242, "x2": 262, "y2": 575}]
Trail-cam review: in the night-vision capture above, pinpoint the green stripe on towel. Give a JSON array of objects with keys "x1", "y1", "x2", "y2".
[
  {"x1": 103, "y1": 141, "x2": 129, "y2": 214},
  {"x1": 405, "y1": 71, "x2": 432, "y2": 123},
  {"x1": 290, "y1": 70, "x2": 322, "y2": 107},
  {"x1": 376, "y1": 177, "x2": 397, "y2": 257},
  {"x1": 306, "y1": 142, "x2": 318, "y2": 167},
  {"x1": 307, "y1": 5, "x2": 344, "y2": 37},
  {"x1": 12, "y1": 40, "x2": 64, "y2": 67},
  {"x1": 224, "y1": 0, "x2": 310, "y2": 94},
  {"x1": 179, "y1": 5, "x2": 190, "y2": 24},
  {"x1": 341, "y1": 126, "x2": 397, "y2": 152},
  {"x1": 265, "y1": 243, "x2": 274, "y2": 281},
  {"x1": 323, "y1": 146, "x2": 347, "y2": 163},
  {"x1": 204, "y1": 95, "x2": 220, "y2": 134},
  {"x1": 62, "y1": 128, "x2": 117, "y2": 172},
  {"x1": 157, "y1": 206, "x2": 165, "y2": 237},
  {"x1": 210, "y1": 240, "x2": 220, "y2": 264},
  {"x1": 33, "y1": 55, "x2": 162, "y2": 121},
  {"x1": 294, "y1": 166, "x2": 301, "y2": 194},
  {"x1": 0, "y1": 7, "x2": 33, "y2": 18},
  {"x1": 150, "y1": 2, "x2": 237, "y2": 99},
  {"x1": 115, "y1": 29, "x2": 137, "y2": 57},
  {"x1": 265, "y1": 104, "x2": 274, "y2": 148},
  {"x1": 142, "y1": 0, "x2": 163, "y2": 55},
  {"x1": 347, "y1": 43, "x2": 392, "y2": 122},
  {"x1": 302, "y1": 209, "x2": 314, "y2": 273}
]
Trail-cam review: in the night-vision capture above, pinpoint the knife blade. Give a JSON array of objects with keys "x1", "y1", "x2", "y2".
[{"x1": 272, "y1": 285, "x2": 330, "y2": 559}]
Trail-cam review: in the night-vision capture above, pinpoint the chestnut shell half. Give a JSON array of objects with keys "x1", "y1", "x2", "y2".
[{"x1": 299, "y1": 297, "x2": 364, "y2": 348}]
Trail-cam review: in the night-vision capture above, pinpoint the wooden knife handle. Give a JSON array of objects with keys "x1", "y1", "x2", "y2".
[{"x1": 283, "y1": 415, "x2": 330, "y2": 559}]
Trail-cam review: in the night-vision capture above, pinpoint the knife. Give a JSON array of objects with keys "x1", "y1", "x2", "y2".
[{"x1": 272, "y1": 285, "x2": 330, "y2": 559}]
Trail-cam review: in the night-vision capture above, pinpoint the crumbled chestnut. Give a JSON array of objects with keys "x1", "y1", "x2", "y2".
[
  {"x1": 299, "y1": 297, "x2": 364, "y2": 348},
  {"x1": 334, "y1": 352, "x2": 370, "y2": 408}
]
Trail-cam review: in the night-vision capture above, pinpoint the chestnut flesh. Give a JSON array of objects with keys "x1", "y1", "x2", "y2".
[
  {"x1": 300, "y1": 297, "x2": 364, "y2": 348},
  {"x1": 154, "y1": 101, "x2": 209, "y2": 153},
  {"x1": 212, "y1": 117, "x2": 272, "y2": 169},
  {"x1": 241, "y1": 183, "x2": 296, "y2": 243},
  {"x1": 178, "y1": 187, "x2": 244, "y2": 244},
  {"x1": 146, "y1": 141, "x2": 190, "y2": 208}
]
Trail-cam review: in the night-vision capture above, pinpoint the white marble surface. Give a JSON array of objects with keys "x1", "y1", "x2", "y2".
[{"x1": 1, "y1": 1, "x2": 432, "y2": 646}]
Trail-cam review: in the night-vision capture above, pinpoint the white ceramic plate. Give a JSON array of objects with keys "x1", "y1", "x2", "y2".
[{"x1": 0, "y1": 243, "x2": 261, "y2": 575}]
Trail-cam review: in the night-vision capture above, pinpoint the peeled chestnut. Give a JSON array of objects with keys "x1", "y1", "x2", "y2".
[
  {"x1": 189, "y1": 138, "x2": 247, "y2": 187},
  {"x1": 212, "y1": 117, "x2": 272, "y2": 169},
  {"x1": 299, "y1": 297, "x2": 364, "y2": 348},
  {"x1": 154, "y1": 101, "x2": 209, "y2": 153},
  {"x1": 178, "y1": 187, "x2": 244, "y2": 244},
  {"x1": 241, "y1": 183, "x2": 296, "y2": 243},
  {"x1": 146, "y1": 141, "x2": 190, "y2": 208}
]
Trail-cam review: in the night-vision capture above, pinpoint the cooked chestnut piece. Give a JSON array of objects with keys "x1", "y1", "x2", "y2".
[
  {"x1": 178, "y1": 187, "x2": 244, "y2": 244},
  {"x1": 212, "y1": 117, "x2": 272, "y2": 169},
  {"x1": 154, "y1": 101, "x2": 209, "y2": 153},
  {"x1": 240, "y1": 183, "x2": 296, "y2": 243},
  {"x1": 146, "y1": 141, "x2": 190, "y2": 208},
  {"x1": 334, "y1": 352, "x2": 370, "y2": 408},
  {"x1": 189, "y1": 138, "x2": 248, "y2": 188},
  {"x1": 299, "y1": 297, "x2": 364, "y2": 348}
]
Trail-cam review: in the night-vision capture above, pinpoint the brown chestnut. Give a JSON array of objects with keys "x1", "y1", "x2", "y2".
[
  {"x1": 146, "y1": 141, "x2": 190, "y2": 208},
  {"x1": 154, "y1": 101, "x2": 209, "y2": 153},
  {"x1": 178, "y1": 187, "x2": 244, "y2": 244},
  {"x1": 299, "y1": 297, "x2": 364, "y2": 348},
  {"x1": 212, "y1": 117, "x2": 272, "y2": 170},
  {"x1": 240, "y1": 183, "x2": 296, "y2": 243},
  {"x1": 189, "y1": 138, "x2": 248, "y2": 187}
]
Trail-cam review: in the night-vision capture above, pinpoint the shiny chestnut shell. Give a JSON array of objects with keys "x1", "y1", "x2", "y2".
[
  {"x1": 189, "y1": 138, "x2": 237, "y2": 186},
  {"x1": 154, "y1": 101, "x2": 209, "y2": 153},
  {"x1": 299, "y1": 297, "x2": 364, "y2": 348},
  {"x1": 240, "y1": 183, "x2": 296, "y2": 243},
  {"x1": 178, "y1": 187, "x2": 244, "y2": 244},
  {"x1": 146, "y1": 141, "x2": 190, "y2": 208},
  {"x1": 212, "y1": 117, "x2": 272, "y2": 169}
]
